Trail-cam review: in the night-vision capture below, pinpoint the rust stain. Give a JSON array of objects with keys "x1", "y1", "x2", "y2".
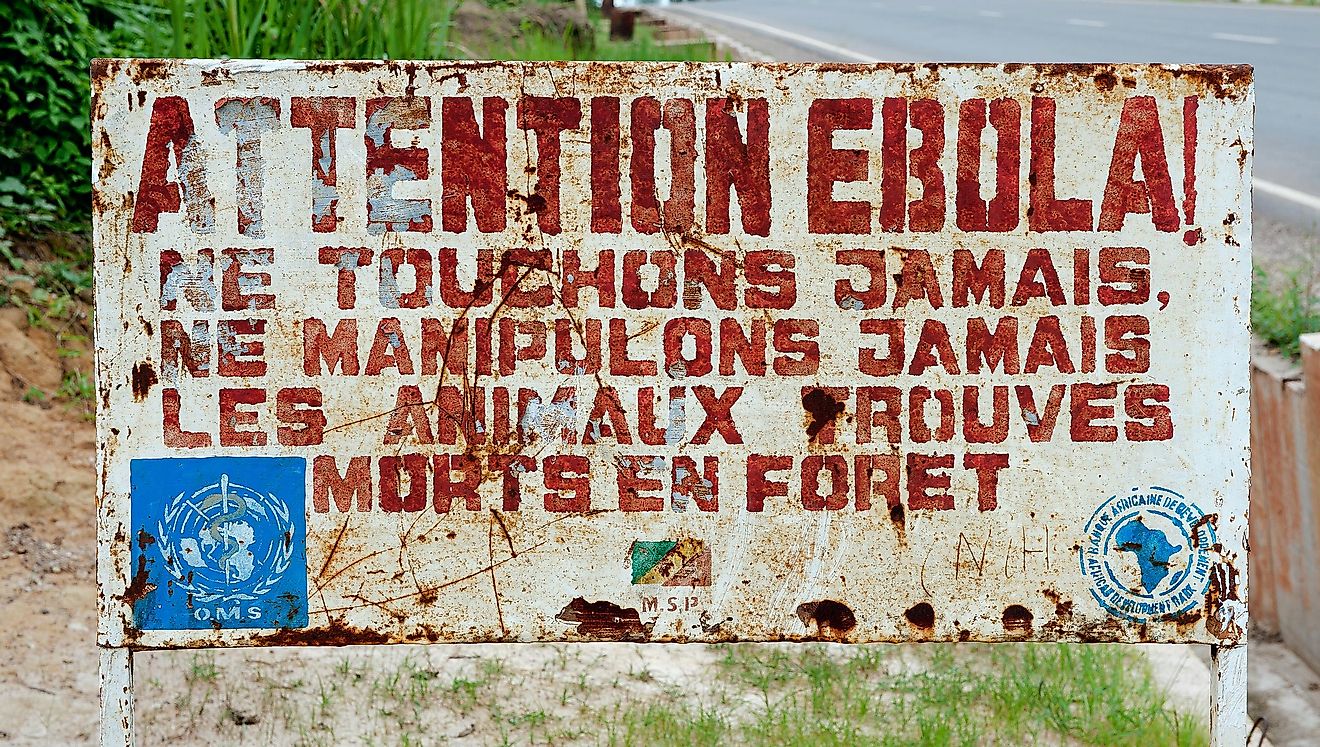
[
  {"x1": 97, "y1": 130, "x2": 120, "y2": 181},
  {"x1": 90, "y1": 58, "x2": 113, "y2": 82},
  {"x1": 1069, "y1": 618, "x2": 1131, "y2": 643},
  {"x1": 557, "y1": 598, "x2": 650, "y2": 640},
  {"x1": 1205, "y1": 563, "x2": 1244, "y2": 641},
  {"x1": 130, "y1": 361, "x2": 157, "y2": 402},
  {"x1": 201, "y1": 67, "x2": 234, "y2": 87},
  {"x1": 1041, "y1": 588, "x2": 1073, "y2": 621},
  {"x1": 904, "y1": 602, "x2": 935, "y2": 630},
  {"x1": 317, "y1": 518, "x2": 352, "y2": 580},
  {"x1": 1002, "y1": 605, "x2": 1034, "y2": 635},
  {"x1": 1165, "y1": 609, "x2": 1203, "y2": 637},
  {"x1": 796, "y1": 599, "x2": 857, "y2": 639},
  {"x1": 1190, "y1": 513, "x2": 1218, "y2": 547},
  {"x1": 253, "y1": 623, "x2": 392, "y2": 647},
  {"x1": 801, "y1": 387, "x2": 845, "y2": 441},
  {"x1": 126, "y1": 59, "x2": 175, "y2": 85},
  {"x1": 118, "y1": 555, "x2": 155, "y2": 606},
  {"x1": 889, "y1": 503, "x2": 906, "y2": 540}
]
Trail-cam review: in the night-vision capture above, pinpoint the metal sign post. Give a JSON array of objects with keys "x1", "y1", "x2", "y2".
[
  {"x1": 92, "y1": 60, "x2": 1252, "y2": 746},
  {"x1": 1213, "y1": 644, "x2": 1250, "y2": 747}
]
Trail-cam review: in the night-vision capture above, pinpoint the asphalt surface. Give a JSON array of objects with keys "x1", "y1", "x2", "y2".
[{"x1": 664, "y1": 0, "x2": 1320, "y2": 259}]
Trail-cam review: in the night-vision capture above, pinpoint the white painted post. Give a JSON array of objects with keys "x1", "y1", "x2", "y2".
[
  {"x1": 99, "y1": 647, "x2": 134, "y2": 747},
  {"x1": 1211, "y1": 644, "x2": 1248, "y2": 747}
]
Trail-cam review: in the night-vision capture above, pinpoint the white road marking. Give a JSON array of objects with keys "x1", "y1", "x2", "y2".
[
  {"x1": 1098, "y1": 0, "x2": 1319, "y2": 11},
  {"x1": 666, "y1": 5, "x2": 878, "y2": 62},
  {"x1": 1067, "y1": 18, "x2": 1108, "y2": 28},
  {"x1": 1255, "y1": 178, "x2": 1320, "y2": 213},
  {"x1": 979, "y1": 10, "x2": 1004, "y2": 18},
  {"x1": 1211, "y1": 32, "x2": 1279, "y2": 45}
]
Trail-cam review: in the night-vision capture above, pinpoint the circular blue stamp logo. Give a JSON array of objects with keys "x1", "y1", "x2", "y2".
[{"x1": 1080, "y1": 486, "x2": 1215, "y2": 622}]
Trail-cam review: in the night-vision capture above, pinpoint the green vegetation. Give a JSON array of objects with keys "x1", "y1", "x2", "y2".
[
  {"x1": 1253, "y1": 262, "x2": 1320, "y2": 359},
  {"x1": 147, "y1": 0, "x2": 457, "y2": 61},
  {"x1": 603, "y1": 644, "x2": 1205, "y2": 747},
  {"x1": 58, "y1": 369, "x2": 94, "y2": 402},
  {"x1": 1, "y1": 1, "x2": 130, "y2": 235},
  {"x1": 137, "y1": 643, "x2": 1205, "y2": 746},
  {"x1": 0, "y1": 225, "x2": 94, "y2": 403}
]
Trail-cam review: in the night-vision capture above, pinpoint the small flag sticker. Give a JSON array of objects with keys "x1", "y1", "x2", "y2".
[{"x1": 630, "y1": 539, "x2": 711, "y2": 587}]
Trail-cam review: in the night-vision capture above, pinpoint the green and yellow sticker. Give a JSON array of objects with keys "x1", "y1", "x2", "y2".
[{"x1": 630, "y1": 538, "x2": 711, "y2": 586}]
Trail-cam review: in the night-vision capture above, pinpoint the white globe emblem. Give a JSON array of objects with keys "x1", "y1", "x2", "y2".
[{"x1": 157, "y1": 474, "x2": 295, "y2": 603}]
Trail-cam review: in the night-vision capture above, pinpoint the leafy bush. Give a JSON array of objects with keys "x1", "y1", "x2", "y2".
[
  {"x1": 1252, "y1": 263, "x2": 1320, "y2": 359},
  {"x1": 0, "y1": 1, "x2": 139, "y2": 234}
]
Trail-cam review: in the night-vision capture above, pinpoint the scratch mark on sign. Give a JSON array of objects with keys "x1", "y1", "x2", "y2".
[
  {"x1": 488, "y1": 511, "x2": 507, "y2": 635},
  {"x1": 317, "y1": 511, "x2": 607, "y2": 614}
]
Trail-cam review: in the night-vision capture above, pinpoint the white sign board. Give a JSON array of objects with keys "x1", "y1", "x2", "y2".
[{"x1": 92, "y1": 59, "x2": 1252, "y2": 744}]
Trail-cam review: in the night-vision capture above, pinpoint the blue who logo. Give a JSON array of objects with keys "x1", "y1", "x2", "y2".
[{"x1": 131, "y1": 456, "x2": 308, "y2": 630}]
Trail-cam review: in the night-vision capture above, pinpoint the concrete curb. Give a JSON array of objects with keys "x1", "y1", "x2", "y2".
[{"x1": 644, "y1": 8, "x2": 773, "y2": 62}]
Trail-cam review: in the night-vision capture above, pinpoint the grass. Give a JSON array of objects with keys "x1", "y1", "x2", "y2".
[
  {"x1": 605, "y1": 644, "x2": 1206, "y2": 747},
  {"x1": 1252, "y1": 261, "x2": 1320, "y2": 359},
  {"x1": 135, "y1": 642, "x2": 1205, "y2": 746},
  {"x1": 146, "y1": 0, "x2": 458, "y2": 60},
  {"x1": 137, "y1": 0, "x2": 722, "y2": 65}
]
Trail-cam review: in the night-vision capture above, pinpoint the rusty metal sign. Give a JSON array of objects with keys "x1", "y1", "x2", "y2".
[{"x1": 93, "y1": 59, "x2": 1252, "y2": 727}]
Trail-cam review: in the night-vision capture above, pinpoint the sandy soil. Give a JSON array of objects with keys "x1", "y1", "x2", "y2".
[{"x1": 0, "y1": 306, "x2": 100, "y2": 743}]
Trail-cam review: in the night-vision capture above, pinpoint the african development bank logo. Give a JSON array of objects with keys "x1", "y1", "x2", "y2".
[
  {"x1": 130, "y1": 457, "x2": 307, "y2": 630},
  {"x1": 1081, "y1": 486, "x2": 1214, "y2": 622}
]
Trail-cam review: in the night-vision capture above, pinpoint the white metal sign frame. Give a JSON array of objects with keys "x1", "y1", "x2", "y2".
[{"x1": 92, "y1": 59, "x2": 1252, "y2": 745}]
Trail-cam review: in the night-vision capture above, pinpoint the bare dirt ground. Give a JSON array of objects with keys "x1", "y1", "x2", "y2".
[{"x1": 0, "y1": 306, "x2": 100, "y2": 743}]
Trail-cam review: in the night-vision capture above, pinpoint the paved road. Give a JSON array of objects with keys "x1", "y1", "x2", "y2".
[{"x1": 665, "y1": 0, "x2": 1320, "y2": 243}]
